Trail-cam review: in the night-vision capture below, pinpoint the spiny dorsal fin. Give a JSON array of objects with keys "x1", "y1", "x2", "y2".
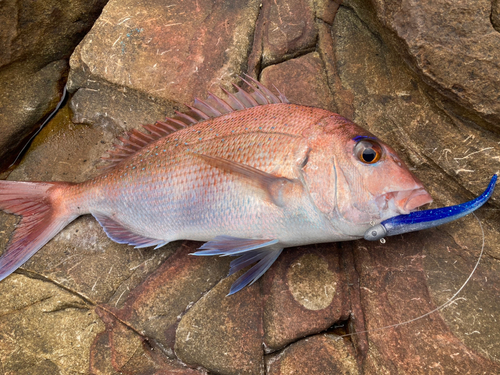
[{"x1": 99, "y1": 76, "x2": 289, "y2": 171}]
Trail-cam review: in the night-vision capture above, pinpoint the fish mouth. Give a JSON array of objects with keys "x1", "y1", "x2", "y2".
[
  {"x1": 396, "y1": 188, "x2": 433, "y2": 214},
  {"x1": 376, "y1": 188, "x2": 433, "y2": 216}
]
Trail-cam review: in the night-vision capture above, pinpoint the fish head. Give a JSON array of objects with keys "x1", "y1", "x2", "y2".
[{"x1": 302, "y1": 115, "x2": 432, "y2": 237}]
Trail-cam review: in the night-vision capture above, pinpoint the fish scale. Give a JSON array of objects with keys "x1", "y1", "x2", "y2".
[{"x1": 0, "y1": 78, "x2": 442, "y2": 294}]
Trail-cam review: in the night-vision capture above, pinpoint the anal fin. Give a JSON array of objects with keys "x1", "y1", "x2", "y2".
[
  {"x1": 92, "y1": 213, "x2": 167, "y2": 249},
  {"x1": 192, "y1": 236, "x2": 283, "y2": 295}
]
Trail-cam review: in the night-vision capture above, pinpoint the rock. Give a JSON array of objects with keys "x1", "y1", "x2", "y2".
[
  {"x1": 424, "y1": 217, "x2": 500, "y2": 363},
  {"x1": 493, "y1": 0, "x2": 500, "y2": 32},
  {"x1": 106, "y1": 242, "x2": 230, "y2": 356},
  {"x1": 6, "y1": 103, "x2": 108, "y2": 184},
  {"x1": 0, "y1": 60, "x2": 67, "y2": 171},
  {"x1": 0, "y1": 274, "x2": 105, "y2": 374},
  {"x1": 0, "y1": 0, "x2": 108, "y2": 70},
  {"x1": 266, "y1": 334, "x2": 360, "y2": 375},
  {"x1": 314, "y1": 0, "x2": 343, "y2": 25},
  {"x1": 248, "y1": 0, "x2": 342, "y2": 74},
  {"x1": 68, "y1": 0, "x2": 261, "y2": 105},
  {"x1": 260, "y1": 0, "x2": 317, "y2": 67},
  {"x1": 90, "y1": 308, "x2": 204, "y2": 374},
  {"x1": 261, "y1": 52, "x2": 336, "y2": 111},
  {"x1": 352, "y1": 232, "x2": 500, "y2": 373},
  {"x1": 262, "y1": 245, "x2": 350, "y2": 351},
  {"x1": 69, "y1": 80, "x2": 176, "y2": 133},
  {"x1": 175, "y1": 272, "x2": 264, "y2": 375},
  {"x1": 0, "y1": 0, "x2": 108, "y2": 171},
  {"x1": 362, "y1": 0, "x2": 500, "y2": 130}
]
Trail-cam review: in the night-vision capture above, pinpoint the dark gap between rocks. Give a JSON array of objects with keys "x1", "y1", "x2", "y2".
[{"x1": 492, "y1": 0, "x2": 500, "y2": 33}]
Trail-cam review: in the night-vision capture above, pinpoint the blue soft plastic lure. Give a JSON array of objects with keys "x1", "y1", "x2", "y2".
[{"x1": 364, "y1": 174, "x2": 498, "y2": 241}]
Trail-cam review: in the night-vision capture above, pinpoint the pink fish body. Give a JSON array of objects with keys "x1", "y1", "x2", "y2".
[{"x1": 0, "y1": 78, "x2": 432, "y2": 294}]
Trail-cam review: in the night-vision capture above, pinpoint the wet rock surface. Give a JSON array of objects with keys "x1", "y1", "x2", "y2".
[
  {"x1": 0, "y1": 0, "x2": 499, "y2": 374},
  {"x1": 0, "y1": 0, "x2": 108, "y2": 171},
  {"x1": 0, "y1": 60, "x2": 67, "y2": 171}
]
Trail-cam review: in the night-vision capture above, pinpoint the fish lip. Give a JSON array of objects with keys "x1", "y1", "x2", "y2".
[
  {"x1": 395, "y1": 188, "x2": 433, "y2": 214},
  {"x1": 376, "y1": 188, "x2": 433, "y2": 216}
]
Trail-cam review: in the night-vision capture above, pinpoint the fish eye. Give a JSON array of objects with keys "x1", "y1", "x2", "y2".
[{"x1": 354, "y1": 139, "x2": 382, "y2": 164}]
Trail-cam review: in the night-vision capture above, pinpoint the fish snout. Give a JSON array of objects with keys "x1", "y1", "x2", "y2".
[
  {"x1": 375, "y1": 187, "x2": 433, "y2": 217},
  {"x1": 394, "y1": 188, "x2": 433, "y2": 214}
]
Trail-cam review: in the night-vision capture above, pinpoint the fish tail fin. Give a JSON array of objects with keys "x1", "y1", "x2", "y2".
[{"x1": 0, "y1": 180, "x2": 78, "y2": 281}]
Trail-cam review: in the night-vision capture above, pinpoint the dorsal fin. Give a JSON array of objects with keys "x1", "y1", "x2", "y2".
[{"x1": 99, "y1": 76, "x2": 289, "y2": 171}]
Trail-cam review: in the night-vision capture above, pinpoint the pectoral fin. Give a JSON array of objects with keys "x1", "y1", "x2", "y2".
[
  {"x1": 194, "y1": 153, "x2": 302, "y2": 207},
  {"x1": 192, "y1": 235, "x2": 283, "y2": 295}
]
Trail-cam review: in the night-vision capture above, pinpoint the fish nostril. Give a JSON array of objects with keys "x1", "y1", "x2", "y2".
[{"x1": 390, "y1": 155, "x2": 403, "y2": 167}]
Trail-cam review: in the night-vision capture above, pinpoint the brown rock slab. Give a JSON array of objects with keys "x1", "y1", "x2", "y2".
[
  {"x1": 261, "y1": 52, "x2": 336, "y2": 111},
  {"x1": 0, "y1": 274, "x2": 105, "y2": 374},
  {"x1": 0, "y1": 0, "x2": 107, "y2": 171},
  {"x1": 0, "y1": 0, "x2": 107, "y2": 69},
  {"x1": 352, "y1": 233, "x2": 500, "y2": 373},
  {"x1": 107, "y1": 242, "x2": 230, "y2": 355},
  {"x1": 0, "y1": 60, "x2": 67, "y2": 171},
  {"x1": 314, "y1": 0, "x2": 343, "y2": 25},
  {"x1": 261, "y1": 0, "x2": 317, "y2": 66},
  {"x1": 69, "y1": 79, "x2": 176, "y2": 133},
  {"x1": 493, "y1": 0, "x2": 500, "y2": 32},
  {"x1": 90, "y1": 308, "x2": 203, "y2": 374},
  {"x1": 424, "y1": 216, "x2": 500, "y2": 362},
  {"x1": 364, "y1": 0, "x2": 500, "y2": 129},
  {"x1": 249, "y1": 0, "x2": 341, "y2": 74},
  {"x1": 68, "y1": 0, "x2": 261, "y2": 105},
  {"x1": 266, "y1": 334, "x2": 360, "y2": 375},
  {"x1": 175, "y1": 272, "x2": 264, "y2": 375},
  {"x1": 262, "y1": 245, "x2": 350, "y2": 351},
  {"x1": 287, "y1": 253, "x2": 337, "y2": 310}
]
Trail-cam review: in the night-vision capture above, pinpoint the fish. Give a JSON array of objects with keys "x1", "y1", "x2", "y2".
[{"x1": 0, "y1": 76, "x2": 495, "y2": 295}]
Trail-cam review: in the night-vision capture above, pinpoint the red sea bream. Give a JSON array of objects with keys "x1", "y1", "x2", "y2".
[{"x1": 0, "y1": 78, "x2": 433, "y2": 294}]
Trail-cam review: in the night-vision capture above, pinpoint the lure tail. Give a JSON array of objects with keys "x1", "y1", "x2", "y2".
[{"x1": 0, "y1": 180, "x2": 78, "y2": 281}]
